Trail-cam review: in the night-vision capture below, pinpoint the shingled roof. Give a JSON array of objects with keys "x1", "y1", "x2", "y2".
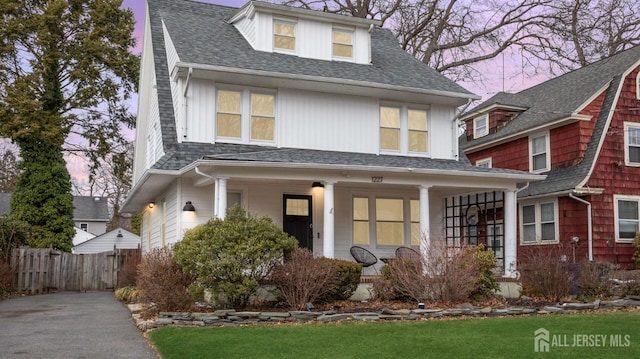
[
  {"x1": 147, "y1": 0, "x2": 479, "y2": 167},
  {"x1": 0, "y1": 194, "x2": 110, "y2": 221},
  {"x1": 461, "y1": 45, "x2": 640, "y2": 198}
]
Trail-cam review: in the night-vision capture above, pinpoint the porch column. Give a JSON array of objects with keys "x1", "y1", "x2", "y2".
[
  {"x1": 419, "y1": 185, "x2": 431, "y2": 258},
  {"x1": 504, "y1": 189, "x2": 518, "y2": 277},
  {"x1": 217, "y1": 177, "x2": 228, "y2": 219},
  {"x1": 213, "y1": 178, "x2": 220, "y2": 218},
  {"x1": 323, "y1": 181, "x2": 336, "y2": 258}
]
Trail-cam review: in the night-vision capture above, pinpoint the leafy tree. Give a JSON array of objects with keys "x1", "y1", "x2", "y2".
[
  {"x1": 0, "y1": 216, "x2": 30, "y2": 263},
  {"x1": 173, "y1": 206, "x2": 298, "y2": 308},
  {"x1": 0, "y1": 145, "x2": 20, "y2": 193},
  {"x1": 0, "y1": 0, "x2": 138, "y2": 250}
]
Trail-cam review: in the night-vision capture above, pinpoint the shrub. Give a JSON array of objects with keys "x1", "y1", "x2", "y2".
[
  {"x1": 519, "y1": 246, "x2": 572, "y2": 302},
  {"x1": 317, "y1": 258, "x2": 361, "y2": 303},
  {"x1": 173, "y1": 206, "x2": 297, "y2": 308},
  {"x1": 466, "y1": 244, "x2": 500, "y2": 300},
  {"x1": 383, "y1": 242, "x2": 483, "y2": 303},
  {"x1": 612, "y1": 270, "x2": 640, "y2": 297},
  {"x1": 270, "y1": 248, "x2": 335, "y2": 310},
  {"x1": 0, "y1": 216, "x2": 29, "y2": 263},
  {"x1": 577, "y1": 261, "x2": 615, "y2": 301},
  {"x1": 115, "y1": 286, "x2": 139, "y2": 302},
  {"x1": 0, "y1": 259, "x2": 14, "y2": 299},
  {"x1": 136, "y1": 247, "x2": 195, "y2": 314}
]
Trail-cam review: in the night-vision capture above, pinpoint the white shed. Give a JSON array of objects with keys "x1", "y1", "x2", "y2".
[{"x1": 72, "y1": 228, "x2": 141, "y2": 254}]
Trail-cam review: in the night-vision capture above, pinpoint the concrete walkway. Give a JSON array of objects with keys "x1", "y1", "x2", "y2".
[{"x1": 0, "y1": 291, "x2": 159, "y2": 359}]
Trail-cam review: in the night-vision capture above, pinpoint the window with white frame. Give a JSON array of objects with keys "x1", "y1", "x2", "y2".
[
  {"x1": 376, "y1": 198, "x2": 404, "y2": 246},
  {"x1": 624, "y1": 122, "x2": 640, "y2": 165},
  {"x1": 379, "y1": 105, "x2": 429, "y2": 154},
  {"x1": 273, "y1": 20, "x2": 295, "y2": 52},
  {"x1": 474, "y1": 115, "x2": 488, "y2": 138},
  {"x1": 353, "y1": 197, "x2": 370, "y2": 245},
  {"x1": 353, "y1": 196, "x2": 421, "y2": 246},
  {"x1": 614, "y1": 195, "x2": 640, "y2": 242},
  {"x1": 529, "y1": 132, "x2": 550, "y2": 173},
  {"x1": 215, "y1": 87, "x2": 276, "y2": 143},
  {"x1": 332, "y1": 28, "x2": 353, "y2": 59},
  {"x1": 80, "y1": 223, "x2": 88, "y2": 232},
  {"x1": 520, "y1": 200, "x2": 558, "y2": 244},
  {"x1": 476, "y1": 157, "x2": 492, "y2": 168},
  {"x1": 410, "y1": 199, "x2": 420, "y2": 246}
]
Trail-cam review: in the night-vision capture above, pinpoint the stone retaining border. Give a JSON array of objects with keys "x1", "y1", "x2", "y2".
[{"x1": 130, "y1": 297, "x2": 640, "y2": 332}]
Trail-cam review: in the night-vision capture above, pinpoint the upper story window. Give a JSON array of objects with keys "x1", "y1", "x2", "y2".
[
  {"x1": 216, "y1": 86, "x2": 276, "y2": 143},
  {"x1": 614, "y1": 194, "x2": 640, "y2": 242},
  {"x1": 636, "y1": 72, "x2": 640, "y2": 99},
  {"x1": 380, "y1": 105, "x2": 429, "y2": 155},
  {"x1": 624, "y1": 122, "x2": 640, "y2": 166},
  {"x1": 529, "y1": 132, "x2": 550, "y2": 173},
  {"x1": 476, "y1": 158, "x2": 492, "y2": 168},
  {"x1": 473, "y1": 115, "x2": 488, "y2": 138},
  {"x1": 520, "y1": 200, "x2": 558, "y2": 245},
  {"x1": 274, "y1": 20, "x2": 296, "y2": 52},
  {"x1": 332, "y1": 28, "x2": 353, "y2": 59}
]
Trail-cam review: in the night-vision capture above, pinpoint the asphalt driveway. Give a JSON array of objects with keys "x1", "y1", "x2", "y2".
[{"x1": 0, "y1": 291, "x2": 158, "y2": 359}]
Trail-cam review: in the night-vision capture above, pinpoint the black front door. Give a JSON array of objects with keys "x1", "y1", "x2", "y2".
[{"x1": 283, "y1": 195, "x2": 313, "y2": 251}]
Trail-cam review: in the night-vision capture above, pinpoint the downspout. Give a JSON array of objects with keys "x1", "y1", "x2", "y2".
[
  {"x1": 195, "y1": 166, "x2": 218, "y2": 217},
  {"x1": 182, "y1": 67, "x2": 193, "y2": 140},
  {"x1": 452, "y1": 98, "x2": 474, "y2": 160},
  {"x1": 569, "y1": 193, "x2": 593, "y2": 261}
]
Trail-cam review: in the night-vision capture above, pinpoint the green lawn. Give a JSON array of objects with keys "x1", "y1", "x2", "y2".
[{"x1": 148, "y1": 310, "x2": 640, "y2": 358}]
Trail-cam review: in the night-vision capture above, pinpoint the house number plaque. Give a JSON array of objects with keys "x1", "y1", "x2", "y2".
[{"x1": 371, "y1": 176, "x2": 383, "y2": 183}]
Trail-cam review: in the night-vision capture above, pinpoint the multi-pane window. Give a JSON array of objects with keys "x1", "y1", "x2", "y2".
[
  {"x1": 408, "y1": 109, "x2": 428, "y2": 153},
  {"x1": 376, "y1": 199, "x2": 404, "y2": 246},
  {"x1": 615, "y1": 195, "x2": 640, "y2": 241},
  {"x1": 624, "y1": 123, "x2": 640, "y2": 165},
  {"x1": 476, "y1": 158, "x2": 492, "y2": 168},
  {"x1": 353, "y1": 197, "x2": 370, "y2": 245},
  {"x1": 521, "y1": 201, "x2": 557, "y2": 244},
  {"x1": 410, "y1": 199, "x2": 420, "y2": 246},
  {"x1": 380, "y1": 105, "x2": 429, "y2": 154},
  {"x1": 380, "y1": 106, "x2": 400, "y2": 151},
  {"x1": 216, "y1": 90, "x2": 241, "y2": 138},
  {"x1": 250, "y1": 94, "x2": 275, "y2": 141},
  {"x1": 332, "y1": 29, "x2": 353, "y2": 58},
  {"x1": 530, "y1": 133, "x2": 549, "y2": 172},
  {"x1": 274, "y1": 21, "x2": 295, "y2": 51},
  {"x1": 474, "y1": 115, "x2": 488, "y2": 138}
]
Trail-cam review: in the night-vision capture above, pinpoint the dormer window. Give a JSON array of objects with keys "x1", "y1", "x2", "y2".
[
  {"x1": 274, "y1": 20, "x2": 296, "y2": 52},
  {"x1": 332, "y1": 28, "x2": 353, "y2": 59},
  {"x1": 473, "y1": 115, "x2": 488, "y2": 138}
]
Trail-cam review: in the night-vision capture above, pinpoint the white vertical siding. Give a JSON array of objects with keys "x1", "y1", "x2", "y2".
[
  {"x1": 186, "y1": 78, "x2": 215, "y2": 142},
  {"x1": 354, "y1": 27, "x2": 370, "y2": 64},
  {"x1": 177, "y1": 180, "x2": 215, "y2": 244},
  {"x1": 298, "y1": 19, "x2": 331, "y2": 60},
  {"x1": 164, "y1": 184, "x2": 178, "y2": 245},
  {"x1": 234, "y1": 16, "x2": 256, "y2": 46},
  {"x1": 429, "y1": 104, "x2": 456, "y2": 160},
  {"x1": 254, "y1": 12, "x2": 272, "y2": 52},
  {"x1": 278, "y1": 89, "x2": 379, "y2": 153}
]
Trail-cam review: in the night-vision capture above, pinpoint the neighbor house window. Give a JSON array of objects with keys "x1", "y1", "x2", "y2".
[
  {"x1": 250, "y1": 93, "x2": 275, "y2": 141},
  {"x1": 380, "y1": 105, "x2": 429, "y2": 154},
  {"x1": 216, "y1": 90, "x2": 241, "y2": 139},
  {"x1": 476, "y1": 157, "x2": 492, "y2": 168},
  {"x1": 474, "y1": 115, "x2": 488, "y2": 138},
  {"x1": 624, "y1": 122, "x2": 640, "y2": 165},
  {"x1": 376, "y1": 198, "x2": 404, "y2": 246},
  {"x1": 274, "y1": 20, "x2": 295, "y2": 51},
  {"x1": 408, "y1": 109, "x2": 428, "y2": 153},
  {"x1": 332, "y1": 29, "x2": 353, "y2": 59},
  {"x1": 227, "y1": 191, "x2": 243, "y2": 209},
  {"x1": 353, "y1": 197, "x2": 370, "y2": 245},
  {"x1": 380, "y1": 106, "x2": 400, "y2": 151},
  {"x1": 614, "y1": 195, "x2": 640, "y2": 242},
  {"x1": 80, "y1": 223, "x2": 88, "y2": 232},
  {"x1": 636, "y1": 72, "x2": 640, "y2": 99},
  {"x1": 529, "y1": 132, "x2": 550, "y2": 173},
  {"x1": 520, "y1": 200, "x2": 557, "y2": 244}
]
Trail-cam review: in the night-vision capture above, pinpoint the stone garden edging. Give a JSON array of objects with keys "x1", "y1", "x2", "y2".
[{"x1": 130, "y1": 296, "x2": 640, "y2": 332}]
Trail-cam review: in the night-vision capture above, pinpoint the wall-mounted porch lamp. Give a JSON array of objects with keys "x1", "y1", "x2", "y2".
[
  {"x1": 183, "y1": 201, "x2": 196, "y2": 212},
  {"x1": 311, "y1": 181, "x2": 324, "y2": 188},
  {"x1": 148, "y1": 202, "x2": 155, "y2": 208}
]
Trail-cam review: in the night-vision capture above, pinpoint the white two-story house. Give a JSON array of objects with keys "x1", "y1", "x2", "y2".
[{"x1": 122, "y1": 0, "x2": 543, "y2": 276}]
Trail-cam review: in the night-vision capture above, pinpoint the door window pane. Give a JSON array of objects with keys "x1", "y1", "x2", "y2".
[{"x1": 286, "y1": 198, "x2": 308, "y2": 216}]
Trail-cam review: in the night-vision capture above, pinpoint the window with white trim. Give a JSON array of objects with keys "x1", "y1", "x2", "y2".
[
  {"x1": 636, "y1": 72, "x2": 640, "y2": 100},
  {"x1": 332, "y1": 28, "x2": 353, "y2": 59},
  {"x1": 614, "y1": 195, "x2": 640, "y2": 242},
  {"x1": 215, "y1": 86, "x2": 276, "y2": 143},
  {"x1": 520, "y1": 200, "x2": 558, "y2": 244},
  {"x1": 624, "y1": 122, "x2": 640, "y2": 165},
  {"x1": 529, "y1": 132, "x2": 550, "y2": 173},
  {"x1": 474, "y1": 115, "x2": 488, "y2": 138},
  {"x1": 476, "y1": 157, "x2": 492, "y2": 168},
  {"x1": 80, "y1": 223, "x2": 88, "y2": 232},
  {"x1": 379, "y1": 105, "x2": 429, "y2": 155},
  {"x1": 273, "y1": 20, "x2": 295, "y2": 52},
  {"x1": 352, "y1": 196, "x2": 421, "y2": 246}
]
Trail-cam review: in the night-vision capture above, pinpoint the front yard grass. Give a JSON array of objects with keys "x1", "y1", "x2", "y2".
[{"x1": 148, "y1": 309, "x2": 640, "y2": 358}]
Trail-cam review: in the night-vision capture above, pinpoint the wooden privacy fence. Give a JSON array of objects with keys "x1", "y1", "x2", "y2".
[{"x1": 10, "y1": 247, "x2": 141, "y2": 294}]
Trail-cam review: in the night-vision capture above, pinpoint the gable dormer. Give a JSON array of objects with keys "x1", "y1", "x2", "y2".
[{"x1": 227, "y1": 1, "x2": 380, "y2": 64}]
